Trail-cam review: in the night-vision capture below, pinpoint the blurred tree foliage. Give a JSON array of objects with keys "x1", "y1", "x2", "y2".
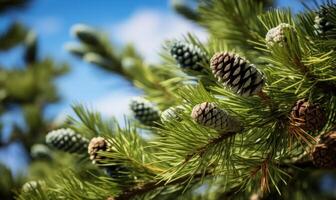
[{"x1": 0, "y1": 0, "x2": 71, "y2": 199}]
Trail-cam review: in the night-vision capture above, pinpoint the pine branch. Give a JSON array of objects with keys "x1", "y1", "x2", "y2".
[
  {"x1": 113, "y1": 173, "x2": 211, "y2": 200},
  {"x1": 293, "y1": 55, "x2": 336, "y2": 95},
  {"x1": 112, "y1": 157, "x2": 318, "y2": 200},
  {"x1": 184, "y1": 131, "x2": 236, "y2": 162}
]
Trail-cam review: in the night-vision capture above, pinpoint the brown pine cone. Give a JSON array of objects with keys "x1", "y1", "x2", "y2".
[
  {"x1": 290, "y1": 99, "x2": 325, "y2": 132},
  {"x1": 88, "y1": 137, "x2": 109, "y2": 164},
  {"x1": 191, "y1": 102, "x2": 242, "y2": 132},
  {"x1": 210, "y1": 52, "x2": 264, "y2": 97},
  {"x1": 311, "y1": 131, "x2": 336, "y2": 168},
  {"x1": 312, "y1": 144, "x2": 336, "y2": 168},
  {"x1": 319, "y1": 130, "x2": 336, "y2": 145}
]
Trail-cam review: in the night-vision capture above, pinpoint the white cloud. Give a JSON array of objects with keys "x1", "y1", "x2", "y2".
[
  {"x1": 93, "y1": 92, "x2": 134, "y2": 119},
  {"x1": 33, "y1": 17, "x2": 63, "y2": 35},
  {"x1": 110, "y1": 9, "x2": 207, "y2": 63}
]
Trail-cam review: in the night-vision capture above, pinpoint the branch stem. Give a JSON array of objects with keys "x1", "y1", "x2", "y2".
[{"x1": 113, "y1": 173, "x2": 211, "y2": 200}]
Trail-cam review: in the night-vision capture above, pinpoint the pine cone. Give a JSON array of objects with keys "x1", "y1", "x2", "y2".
[
  {"x1": 290, "y1": 99, "x2": 325, "y2": 132},
  {"x1": 30, "y1": 144, "x2": 52, "y2": 160},
  {"x1": 319, "y1": 130, "x2": 336, "y2": 145},
  {"x1": 191, "y1": 102, "x2": 242, "y2": 132},
  {"x1": 88, "y1": 136, "x2": 109, "y2": 164},
  {"x1": 210, "y1": 52, "x2": 264, "y2": 97},
  {"x1": 170, "y1": 41, "x2": 208, "y2": 71},
  {"x1": 130, "y1": 97, "x2": 160, "y2": 126},
  {"x1": 160, "y1": 106, "x2": 184, "y2": 123},
  {"x1": 314, "y1": 4, "x2": 335, "y2": 37},
  {"x1": 46, "y1": 128, "x2": 89, "y2": 154},
  {"x1": 265, "y1": 23, "x2": 293, "y2": 48},
  {"x1": 312, "y1": 131, "x2": 336, "y2": 168},
  {"x1": 22, "y1": 180, "x2": 45, "y2": 193}
]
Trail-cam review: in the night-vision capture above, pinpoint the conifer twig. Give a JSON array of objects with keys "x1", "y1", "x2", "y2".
[
  {"x1": 184, "y1": 131, "x2": 236, "y2": 163},
  {"x1": 293, "y1": 56, "x2": 336, "y2": 95},
  {"x1": 112, "y1": 173, "x2": 212, "y2": 200},
  {"x1": 111, "y1": 158, "x2": 317, "y2": 200}
]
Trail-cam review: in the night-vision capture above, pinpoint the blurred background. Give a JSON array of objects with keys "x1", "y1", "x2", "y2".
[{"x1": 0, "y1": 0, "x2": 307, "y2": 199}]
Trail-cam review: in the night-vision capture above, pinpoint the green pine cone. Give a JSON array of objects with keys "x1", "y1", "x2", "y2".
[
  {"x1": 46, "y1": 128, "x2": 89, "y2": 154},
  {"x1": 170, "y1": 41, "x2": 207, "y2": 71},
  {"x1": 191, "y1": 102, "x2": 242, "y2": 132},
  {"x1": 130, "y1": 97, "x2": 160, "y2": 126},
  {"x1": 30, "y1": 144, "x2": 52, "y2": 160}
]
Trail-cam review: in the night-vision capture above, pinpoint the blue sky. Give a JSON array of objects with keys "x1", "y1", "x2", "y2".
[
  {"x1": 0, "y1": 0, "x2": 304, "y2": 174},
  {"x1": 0, "y1": 0, "x2": 210, "y2": 121}
]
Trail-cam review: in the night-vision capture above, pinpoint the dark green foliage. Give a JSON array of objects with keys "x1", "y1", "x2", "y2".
[
  {"x1": 0, "y1": 4, "x2": 69, "y2": 200},
  {"x1": 24, "y1": 31, "x2": 38, "y2": 64},
  {"x1": 314, "y1": 3, "x2": 336, "y2": 38},
  {"x1": 0, "y1": 22, "x2": 27, "y2": 51}
]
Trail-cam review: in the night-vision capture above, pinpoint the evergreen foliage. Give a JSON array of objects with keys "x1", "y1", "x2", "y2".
[
  {"x1": 0, "y1": 1, "x2": 72, "y2": 199},
  {"x1": 18, "y1": 0, "x2": 336, "y2": 199}
]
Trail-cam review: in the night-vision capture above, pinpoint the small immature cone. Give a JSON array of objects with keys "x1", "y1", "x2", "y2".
[
  {"x1": 129, "y1": 97, "x2": 161, "y2": 126},
  {"x1": 30, "y1": 144, "x2": 52, "y2": 160},
  {"x1": 88, "y1": 137, "x2": 109, "y2": 164},
  {"x1": 290, "y1": 99, "x2": 325, "y2": 132},
  {"x1": 210, "y1": 52, "x2": 264, "y2": 97},
  {"x1": 88, "y1": 137, "x2": 129, "y2": 178},
  {"x1": 311, "y1": 131, "x2": 336, "y2": 168},
  {"x1": 170, "y1": 41, "x2": 208, "y2": 72},
  {"x1": 191, "y1": 102, "x2": 242, "y2": 132},
  {"x1": 265, "y1": 23, "x2": 293, "y2": 48},
  {"x1": 46, "y1": 128, "x2": 89, "y2": 154}
]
